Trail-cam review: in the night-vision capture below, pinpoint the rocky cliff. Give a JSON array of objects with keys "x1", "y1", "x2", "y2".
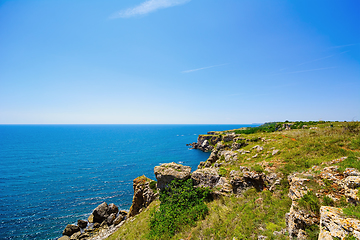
[{"x1": 60, "y1": 121, "x2": 360, "y2": 240}]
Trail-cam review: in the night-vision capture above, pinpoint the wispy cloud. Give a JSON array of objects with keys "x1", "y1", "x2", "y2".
[
  {"x1": 271, "y1": 67, "x2": 337, "y2": 76},
  {"x1": 182, "y1": 63, "x2": 228, "y2": 73},
  {"x1": 296, "y1": 54, "x2": 335, "y2": 66},
  {"x1": 328, "y1": 43, "x2": 359, "y2": 49},
  {"x1": 111, "y1": 0, "x2": 191, "y2": 19}
]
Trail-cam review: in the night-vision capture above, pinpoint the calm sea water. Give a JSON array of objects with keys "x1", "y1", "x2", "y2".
[{"x1": 0, "y1": 124, "x2": 256, "y2": 240}]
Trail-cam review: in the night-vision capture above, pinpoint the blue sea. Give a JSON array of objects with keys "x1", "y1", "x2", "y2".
[{"x1": 0, "y1": 124, "x2": 256, "y2": 240}]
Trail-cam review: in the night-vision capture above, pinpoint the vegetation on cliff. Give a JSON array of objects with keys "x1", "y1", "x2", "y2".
[{"x1": 106, "y1": 120, "x2": 360, "y2": 240}]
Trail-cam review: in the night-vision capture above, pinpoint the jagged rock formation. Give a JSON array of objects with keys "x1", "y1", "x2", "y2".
[
  {"x1": 154, "y1": 162, "x2": 191, "y2": 189},
  {"x1": 319, "y1": 206, "x2": 360, "y2": 239},
  {"x1": 191, "y1": 168, "x2": 220, "y2": 188},
  {"x1": 128, "y1": 175, "x2": 157, "y2": 217}
]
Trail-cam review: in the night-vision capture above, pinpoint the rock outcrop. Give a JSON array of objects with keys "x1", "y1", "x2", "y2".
[
  {"x1": 191, "y1": 168, "x2": 220, "y2": 188},
  {"x1": 319, "y1": 206, "x2": 360, "y2": 239},
  {"x1": 154, "y1": 162, "x2": 191, "y2": 189},
  {"x1": 128, "y1": 175, "x2": 157, "y2": 218}
]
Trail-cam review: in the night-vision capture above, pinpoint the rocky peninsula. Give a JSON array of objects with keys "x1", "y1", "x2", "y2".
[{"x1": 59, "y1": 121, "x2": 360, "y2": 240}]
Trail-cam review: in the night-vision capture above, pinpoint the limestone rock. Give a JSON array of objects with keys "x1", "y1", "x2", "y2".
[
  {"x1": 154, "y1": 162, "x2": 191, "y2": 190},
  {"x1": 230, "y1": 170, "x2": 266, "y2": 194},
  {"x1": 251, "y1": 145, "x2": 264, "y2": 152},
  {"x1": 191, "y1": 168, "x2": 220, "y2": 188},
  {"x1": 221, "y1": 151, "x2": 238, "y2": 162},
  {"x1": 344, "y1": 168, "x2": 360, "y2": 177},
  {"x1": 342, "y1": 176, "x2": 360, "y2": 189},
  {"x1": 319, "y1": 206, "x2": 360, "y2": 239},
  {"x1": 272, "y1": 149, "x2": 279, "y2": 155},
  {"x1": 288, "y1": 176, "x2": 310, "y2": 201},
  {"x1": 206, "y1": 151, "x2": 219, "y2": 164},
  {"x1": 128, "y1": 175, "x2": 156, "y2": 217},
  {"x1": 62, "y1": 224, "x2": 80, "y2": 236},
  {"x1": 223, "y1": 133, "x2": 236, "y2": 142},
  {"x1": 286, "y1": 203, "x2": 318, "y2": 239},
  {"x1": 216, "y1": 142, "x2": 225, "y2": 150}
]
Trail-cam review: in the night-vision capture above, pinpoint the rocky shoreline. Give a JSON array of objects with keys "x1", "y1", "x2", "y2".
[{"x1": 59, "y1": 126, "x2": 360, "y2": 240}]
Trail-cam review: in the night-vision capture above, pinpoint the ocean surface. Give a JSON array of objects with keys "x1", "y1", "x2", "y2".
[{"x1": 0, "y1": 124, "x2": 257, "y2": 240}]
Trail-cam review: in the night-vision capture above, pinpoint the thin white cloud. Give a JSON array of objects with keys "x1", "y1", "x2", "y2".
[
  {"x1": 182, "y1": 63, "x2": 228, "y2": 73},
  {"x1": 328, "y1": 43, "x2": 358, "y2": 49},
  {"x1": 271, "y1": 67, "x2": 337, "y2": 76},
  {"x1": 297, "y1": 54, "x2": 335, "y2": 66},
  {"x1": 111, "y1": 0, "x2": 190, "y2": 18}
]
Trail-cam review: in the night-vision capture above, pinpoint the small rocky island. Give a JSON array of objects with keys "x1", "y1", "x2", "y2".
[{"x1": 60, "y1": 121, "x2": 360, "y2": 240}]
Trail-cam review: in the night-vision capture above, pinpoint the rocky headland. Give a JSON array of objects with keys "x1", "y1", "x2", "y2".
[{"x1": 60, "y1": 121, "x2": 360, "y2": 240}]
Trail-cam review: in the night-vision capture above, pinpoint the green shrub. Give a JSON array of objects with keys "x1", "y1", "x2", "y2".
[
  {"x1": 149, "y1": 180, "x2": 157, "y2": 191},
  {"x1": 148, "y1": 179, "x2": 211, "y2": 239},
  {"x1": 322, "y1": 195, "x2": 334, "y2": 206},
  {"x1": 219, "y1": 167, "x2": 228, "y2": 177},
  {"x1": 251, "y1": 165, "x2": 264, "y2": 173},
  {"x1": 298, "y1": 191, "x2": 320, "y2": 214},
  {"x1": 305, "y1": 224, "x2": 320, "y2": 240},
  {"x1": 344, "y1": 234, "x2": 357, "y2": 240}
]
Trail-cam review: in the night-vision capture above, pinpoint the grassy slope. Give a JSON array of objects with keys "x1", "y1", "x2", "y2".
[{"x1": 107, "y1": 121, "x2": 360, "y2": 240}]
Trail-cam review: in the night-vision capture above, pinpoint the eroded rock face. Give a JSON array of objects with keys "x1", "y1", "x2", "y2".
[
  {"x1": 154, "y1": 162, "x2": 191, "y2": 190},
  {"x1": 191, "y1": 168, "x2": 220, "y2": 188},
  {"x1": 128, "y1": 176, "x2": 156, "y2": 218},
  {"x1": 285, "y1": 203, "x2": 318, "y2": 239},
  {"x1": 230, "y1": 169, "x2": 267, "y2": 194},
  {"x1": 319, "y1": 206, "x2": 360, "y2": 239}
]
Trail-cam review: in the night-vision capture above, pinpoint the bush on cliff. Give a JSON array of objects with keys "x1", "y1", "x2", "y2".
[{"x1": 148, "y1": 179, "x2": 210, "y2": 240}]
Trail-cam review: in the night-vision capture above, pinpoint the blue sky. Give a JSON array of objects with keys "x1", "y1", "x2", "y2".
[{"x1": 0, "y1": 0, "x2": 359, "y2": 124}]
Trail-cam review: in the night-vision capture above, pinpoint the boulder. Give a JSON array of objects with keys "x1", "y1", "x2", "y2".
[
  {"x1": 107, "y1": 213, "x2": 116, "y2": 225},
  {"x1": 77, "y1": 219, "x2": 87, "y2": 229},
  {"x1": 191, "y1": 168, "x2": 220, "y2": 188},
  {"x1": 154, "y1": 162, "x2": 191, "y2": 190},
  {"x1": 113, "y1": 214, "x2": 124, "y2": 225},
  {"x1": 319, "y1": 206, "x2": 360, "y2": 239},
  {"x1": 108, "y1": 203, "x2": 119, "y2": 215},
  {"x1": 128, "y1": 175, "x2": 156, "y2": 218},
  {"x1": 92, "y1": 202, "x2": 109, "y2": 223},
  {"x1": 62, "y1": 224, "x2": 80, "y2": 236}
]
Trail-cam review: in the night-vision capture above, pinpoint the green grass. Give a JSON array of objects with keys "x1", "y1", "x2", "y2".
[
  {"x1": 106, "y1": 121, "x2": 360, "y2": 239},
  {"x1": 176, "y1": 189, "x2": 291, "y2": 240},
  {"x1": 298, "y1": 191, "x2": 320, "y2": 214}
]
